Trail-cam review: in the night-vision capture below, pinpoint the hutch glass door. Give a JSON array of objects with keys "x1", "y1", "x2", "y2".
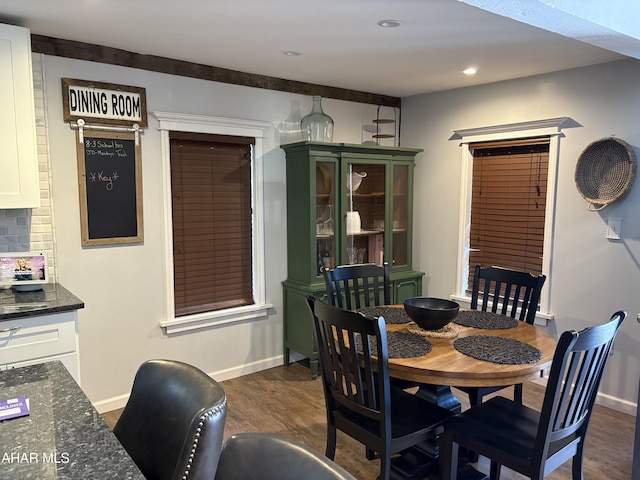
[
  {"x1": 315, "y1": 161, "x2": 335, "y2": 275},
  {"x1": 393, "y1": 164, "x2": 410, "y2": 267},
  {"x1": 344, "y1": 162, "x2": 386, "y2": 265}
]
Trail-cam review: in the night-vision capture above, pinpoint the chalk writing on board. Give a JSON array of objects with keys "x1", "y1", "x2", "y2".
[
  {"x1": 84, "y1": 138, "x2": 129, "y2": 157},
  {"x1": 88, "y1": 171, "x2": 119, "y2": 191}
]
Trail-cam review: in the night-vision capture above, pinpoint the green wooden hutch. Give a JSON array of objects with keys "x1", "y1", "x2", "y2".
[{"x1": 281, "y1": 141, "x2": 424, "y2": 377}]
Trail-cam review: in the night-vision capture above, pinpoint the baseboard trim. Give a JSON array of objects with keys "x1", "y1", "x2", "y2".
[
  {"x1": 530, "y1": 376, "x2": 635, "y2": 416},
  {"x1": 93, "y1": 355, "x2": 285, "y2": 414},
  {"x1": 206, "y1": 355, "x2": 284, "y2": 383},
  {"x1": 594, "y1": 391, "x2": 637, "y2": 416},
  {"x1": 94, "y1": 393, "x2": 130, "y2": 414}
]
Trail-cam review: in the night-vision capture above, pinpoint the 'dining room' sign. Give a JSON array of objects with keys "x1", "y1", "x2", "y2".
[{"x1": 62, "y1": 78, "x2": 148, "y2": 127}]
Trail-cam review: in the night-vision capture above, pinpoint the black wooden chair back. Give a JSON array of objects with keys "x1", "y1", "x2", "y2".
[
  {"x1": 470, "y1": 264, "x2": 546, "y2": 324},
  {"x1": 439, "y1": 310, "x2": 626, "y2": 480},
  {"x1": 322, "y1": 262, "x2": 390, "y2": 310},
  {"x1": 307, "y1": 296, "x2": 452, "y2": 480},
  {"x1": 532, "y1": 310, "x2": 624, "y2": 468},
  {"x1": 460, "y1": 265, "x2": 548, "y2": 408},
  {"x1": 309, "y1": 294, "x2": 390, "y2": 434}
]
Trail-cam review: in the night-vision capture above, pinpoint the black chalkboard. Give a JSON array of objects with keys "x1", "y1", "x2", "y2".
[{"x1": 77, "y1": 131, "x2": 143, "y2": 246}]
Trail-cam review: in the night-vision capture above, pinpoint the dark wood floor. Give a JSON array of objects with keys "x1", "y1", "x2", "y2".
[{"x1": 102, "y1": 361, "x2": 634, "y2": 479}]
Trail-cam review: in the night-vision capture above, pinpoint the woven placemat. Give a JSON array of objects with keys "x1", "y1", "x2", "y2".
[
  {"x1": 358, "y1": 331, "x2": 432, "y2": 358},
  {"x1": 358, "y1": 306, "x2": 412, "y2": 324},
  {"x1": 407, "y1": 322, "x2": 459, "y2": 339},
  {"x1": 454, "y1": 310, "x2": 518, "y2": 330},
  {"x1": 454, "y1": 335, "x2": 541, "y2": 364}
]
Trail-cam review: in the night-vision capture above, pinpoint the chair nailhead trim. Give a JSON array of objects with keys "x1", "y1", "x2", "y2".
[{"x1": 181, "y1": 396, "x2": 227, "y2": 479}]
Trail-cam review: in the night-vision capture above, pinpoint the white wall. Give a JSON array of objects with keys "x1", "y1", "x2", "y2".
[
  {"x1": 39, "y1": 54, "x2": 374, "y2": 410},
  {"x1": 402, "y1": 58, "x2": 640, "y2": 414},
  {"x1": 15, "y1": 52, "x2": 640, "y2": 415}
]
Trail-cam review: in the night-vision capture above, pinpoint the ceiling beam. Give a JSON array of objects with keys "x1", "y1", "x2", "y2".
[{"x1": 31, "y1": 35, "x2": 401, "y2": 108}]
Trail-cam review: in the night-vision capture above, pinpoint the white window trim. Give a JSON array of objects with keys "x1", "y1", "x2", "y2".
[
  {"x1": 450, "y1": 117, "x2": 574, "y2": 324},
  {"x1": 153, "y1": 111, "x2": 273, "y2": 335}
]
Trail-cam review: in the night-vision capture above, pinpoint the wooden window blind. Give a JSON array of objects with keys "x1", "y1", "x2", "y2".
[
  {"x1": 469, "y1": 137, "x2": 549, "y2": 278},
  {"x1": 170, "y1": 132, "x2": 254, "y2": 316}
]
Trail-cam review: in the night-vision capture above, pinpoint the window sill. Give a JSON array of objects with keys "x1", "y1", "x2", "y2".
[
  {"x1": 160, "y1": 302, "x2": 274, "y2": 335},
  {"x1": 449, "y1": 295, "x2": 553, "y2": 327}
]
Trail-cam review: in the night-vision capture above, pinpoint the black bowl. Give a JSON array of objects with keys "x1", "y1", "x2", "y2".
[{"x1": 403, "y1": 297, "x2": 460, "y2": 330}]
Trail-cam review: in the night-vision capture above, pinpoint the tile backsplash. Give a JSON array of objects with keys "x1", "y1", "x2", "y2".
[{"x1": 0, "y1": 54, "x2": 56, "y2": 282}]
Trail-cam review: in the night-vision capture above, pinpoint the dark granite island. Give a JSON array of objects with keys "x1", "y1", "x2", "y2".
[
  {"x1": 0, "y1": 361, "x2": 144, "y2": 479},
  {"x1": 0, "y1": 284, "x2": 84, "y2": 384}
]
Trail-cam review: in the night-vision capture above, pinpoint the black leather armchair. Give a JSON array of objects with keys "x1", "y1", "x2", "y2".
[
  {"x1": 214, "y1": 432, "x2": 356, "y2": 480},
  {"x1": 113, "y1": 359, "x2": 227, "y2": 480}
]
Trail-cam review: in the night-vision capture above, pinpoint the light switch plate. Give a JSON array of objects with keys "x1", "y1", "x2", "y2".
[{"x1": 606, "y1": 218, "x2": 622, "y2": 240}]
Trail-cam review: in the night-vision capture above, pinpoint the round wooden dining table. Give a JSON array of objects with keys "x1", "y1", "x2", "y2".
[
  {"x1": 366, "y1": 307, "x2": 558, "y2": 415},
  {"x1": 385, "y1": 318, "x2": 557, "y2": 388},
  {"x1": 364, "y1": 305, "x2": 556, "y2": 387}
]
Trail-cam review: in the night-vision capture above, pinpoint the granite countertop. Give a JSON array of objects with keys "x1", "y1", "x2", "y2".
[
  {"x1": 0, "y1": 283, "x2": 84, "y2": 321},
  {"x1": 0, "y1": 361, "x2": 144, "y2": 479}
]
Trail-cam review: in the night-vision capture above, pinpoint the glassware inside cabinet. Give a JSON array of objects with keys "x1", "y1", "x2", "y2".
[
  {"x1": 316, "y1": 162, "x2": 335, "y2": 274},
  {"x1": 345, "y1": 162, "x2": 385, "y2": 265},
  {"x1": 392, "y1": 164, "x2": 409, "y2": 267}
]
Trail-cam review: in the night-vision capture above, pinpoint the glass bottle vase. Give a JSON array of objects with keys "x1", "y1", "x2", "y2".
[{"x1": 301, "y1": 96, "x2": 334, "y2": 142}]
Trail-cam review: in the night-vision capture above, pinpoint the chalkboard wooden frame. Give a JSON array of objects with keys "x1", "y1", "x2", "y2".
[{"x1": 77, "y1": 131, "x2": 143, "y2": 246}]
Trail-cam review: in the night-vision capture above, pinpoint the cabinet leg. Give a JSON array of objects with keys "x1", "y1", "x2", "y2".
[
  {"x1": 310, "y1": 358, "x2": 319, "y2": 379},
  {"x1": 284, "y1": 347, "x2": 291, "y2": 366}
]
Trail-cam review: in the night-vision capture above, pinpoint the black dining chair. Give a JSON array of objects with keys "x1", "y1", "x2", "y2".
[
  {"x1": 322, "y1": 260, "x2": 417, "y2": 437},
  {"x1": 306, "y1": 296, "x2": 453, "y2": 480},
  {"x1": 439, "y1": 310, "x2": 626, "y2": 480},
  {"x1": 113, "y1": 359, "x2": 227, "y2": 480},
  {"x1": 322, "y1": 262, "x2": 390, "y2": 310},
  {"x1": 458, "y1": 264, "x2": 547, "y2": 407},
  {"x1": 214, "y1": 432, "x2": 357, "y2": 480}
]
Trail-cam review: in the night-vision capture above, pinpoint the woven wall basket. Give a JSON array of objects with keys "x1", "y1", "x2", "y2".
[{"x1": 575, "y1": 137, "x2": 637, "y2": 211}]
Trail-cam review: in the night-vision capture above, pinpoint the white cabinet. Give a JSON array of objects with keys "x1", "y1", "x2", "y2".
[
  {"x1": 0, "y1": 312, "x2": 80, "y2": 383},
  {"x1": 0, "y1": 23, "x2": 39, "y2": 208}
]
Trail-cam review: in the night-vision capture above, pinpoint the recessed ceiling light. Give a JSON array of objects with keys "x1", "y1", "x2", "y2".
[
  {"x1": 283, "y1": 51, "x2": 301, "y2": 56},
  {"x1": 377, "y1": 19, "x2": 401, "y2": 28},
  {"x1": 463, "y1": 67, "x2": 477, "y2": 75}
]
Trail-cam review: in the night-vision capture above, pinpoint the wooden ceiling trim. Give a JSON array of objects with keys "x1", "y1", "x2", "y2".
[{"x1": 31, "y1": 35, "x2": 401, "y2": 108}]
